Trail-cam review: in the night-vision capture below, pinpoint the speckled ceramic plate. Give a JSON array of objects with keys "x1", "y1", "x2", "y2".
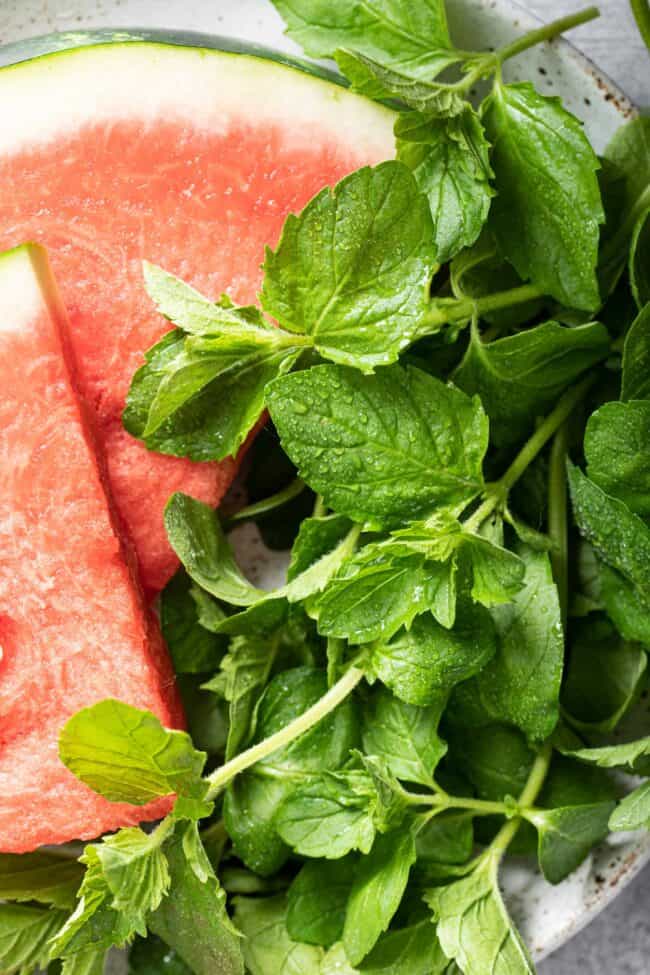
[{"x1": 0, "y1": 0, "x2": 646, "y2": 966}]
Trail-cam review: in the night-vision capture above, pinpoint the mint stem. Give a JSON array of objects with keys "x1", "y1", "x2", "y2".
[
  {"x1": 223, "y1": 477, "x2": 306, "y2": 528},
  {"x1": 463, "y1": 374, "x2": 596, "y2": 533},
  {"x1": 488, "y1": 742, "x2": 553, "y2": 859},
  {"x1": 631, "y1": 0, "x2": 650, "y2": 51},
  {"x1": 406, "y1": 791, "x2": 512, "y2": 817},
  {"x1": 548, "y1": 425, "x2": 570, "y2": 628},
  {"x1": 205, "y1": 666, "x2": 364, "y2": 799},
  {"x1": 421, "y1": 283, "x2": 543, "y2": 334},
  {"x1": 496, "y1": 6, "x2": 600, "y2": 65}
]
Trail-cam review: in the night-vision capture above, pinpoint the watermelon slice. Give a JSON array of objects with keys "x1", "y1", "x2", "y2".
[
  {"x1": 0, "y1": 243, "x2": 184, "y2": 852},
  {"x1": 0, "y1": 41, "x2": 395, "y2": 594}
]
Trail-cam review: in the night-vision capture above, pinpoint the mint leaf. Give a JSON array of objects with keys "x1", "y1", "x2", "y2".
[
  {"x1": 161, "y1": 571, "x2": 226, "y2": 674},
  {"x1": 525, "y1": 802, "x2": 615, "y2": 884},
  {"x1": 567, "y1": 463, "x2": 650, "y2": 602},
  {"x1": 343, "y1": 829, "x2": 417, "y2": 966},
  {"x1": 602, "y1": 117, "x2": 650, "y2": 290},
  {"x1": 52, "y1": 845, "x2": 140, "y2": 958},
  {"x1": 62, "y1": 948, "x2": 108, "y2": 975},
  {"x1": 416, "y1": 811, "x2": 474, "y2": 867},
  {"x1": 261, "y1": 163, "x2": 435, "y2": 371},
  {"x1": 271, "y1": 0, "x2": 457, "y2": 80},
  {"x1": 124, "y1": 324, "x2": 299, "y2": 462},
  {"x1": 335, "y1": 50, "x2": 465, "y2": 114},
  {"x1": 0, "y1": 853, "x2": 82, "y2": 909},
  {"x1": 142, "y1": 262, "x2": 269, "y2": 336},
  {"x1": 59, "y1": 699, "x2": 206, "y2": 804},
  {"x1": 454, "y1": 320, "x2": 609, "y2": 446},
  {"x1": 371, "y1": 604, "x2": 496, "y2": 706},
  {"x1": 288, "y1": 515, "x2": 354, "y2": 580},
  {"x1": 233, "y1": 895, "x2": 322, "y2": 975},
  {"x1": 562, "y1": 618, "x2": 647, "y2": 733},
  {"x1": 560, "y1": 735, "x2": 650, "y2": 772},
  {"x1": 474, "y1": 546, "x2": 564, "y2": 741},
  {"x1": 610, "y1": 781, "x2": 650, "y2": 831},
  {"x1": 482, "y1": 82, "x2": 603, "y2": 311},
  {"x1": 314, "y1": 545, "x2": 451, "y2": 644},
  {"x1": 426, "y1": 853, "x2": 534, "y2": 974},
  {"x1": 445, "y1": 723, "x2": 534, "y2": 802},
  {"x1": 396, "y1": 107, "x2": 494, "y2": 263},
  {"x1": 462, "y1": 533, "x2": 525, "y2": 607},
  {"x1": 630, "y1": 209, "x2": 650, "y2": 309},
  {"x1": 275, "y1": 770, "x2": 377, "y2": 859},
  {"x1": 359, "y1": 921, "x2": 450, "y2": 974},
  {"x1": 204, "y1": 634, "x2": 278, "y2": 760},
  {"x1": 267, "y1": 364, "x2": 487, "y2": 529},
  {"x1": 0, "y1": 905, "x2": 67, "y2": 975},
  {"x1": 224, "y1": 668, "x2": 358, "y2": 875},
  {"x1": 287, "y1": 858, "x2": 356, "y2": 947},
  {"x1": 165, "y1": 493, "x2": 265, "y2": 606},
  {"x1": 125, "y1": 268, "x2": 302, "y2": 460},
  {"x1": 584, "y1": 400, "x2": 650, "y2": 518},
  {"x1": 148, "y1": 827, "x2": 244, "y2": 975},
  {"x1": 362, "y1": 684, "x2": 447, "y2": 789},
  {"x1": 93, "y1": 825, "x2": 172, "y2": 924},
  {"x1": 622, "y1": 303, "x2": 650, "y2": 401}
]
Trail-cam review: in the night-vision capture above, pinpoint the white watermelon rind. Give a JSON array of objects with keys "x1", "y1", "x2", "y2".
[{"x1": 0, "y1": 31, "x2": 395, "y2": 159}]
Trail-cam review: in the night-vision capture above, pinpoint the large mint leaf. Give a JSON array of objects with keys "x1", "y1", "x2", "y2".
[
  {"x1": 161, "y1": 571, "x2": 226, "y2": 675},
  {"x1": 567, "y1": 464, "x2": 650, "y2": 601},
  {"x1": 396, "y1": 107, "x2": 494, "y2": 263},
  {"x1": 314, "y1": 544, "x2": 453, "y2": 644},
  {"x1": 474, "y1": 545, "x2": 564, "y2": 741},
  {"x1": 562, "y1": 618, "x2": 646, "y2": 733},
  {"x1": 585, "y1": 400, "x2": 650, "y2": 518},
  {"x1": 454, "y1": 320, "x2": 609, "y2": 446},
  {"x1": 525, "y1": 803, "x2": 615, "y2": 884},
  {"x1": 362, "y1": 684, "x2": 447, "y2": 789},
  {"x1": 267, "y1": 364, "x2": 487, "y2": 529},
  {"x1": 271, "y1": 0, "x2": 457, "y2": 80},
  {"x1": 426, "y1": 854, "x2": 534, "y2": 974},
  {"x1": 601, "y1": 117, "x2": 650, "y2": 291},
  {"x1": 359, "y1": 921, "x2": 449, "y2": 974},
  {"x1": 343, "y1": 829, "x2": 417, "y2": 966},
  {"x1": 482, "y1": 82, "x2": 604, "y2": 311},
  {"x1": 59, "y1": 699, "x2": 206, "y2": 805},
  {"x1": 287, "y1": 858, "x2": 356, "y2": 947},
  {"x1": 275, "y1": 770, "x2": 377, "y2": 859},
  {"x1": 261, "y1": 163, "x2": 435, "y2": 372},
  {"x1": 370, "y1": 604, "x2": 496, "y2": 706}
]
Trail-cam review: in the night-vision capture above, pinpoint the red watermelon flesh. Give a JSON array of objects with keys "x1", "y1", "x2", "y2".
[
  {"x1": 0, "y1": 243, "x2": 184, "y2": 852},
  {"x1": 0, "y1": 42, "x2": 395, "y2": 595}
]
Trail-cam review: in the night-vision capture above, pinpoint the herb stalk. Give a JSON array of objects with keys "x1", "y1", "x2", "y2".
[
  {"x1": 548, "y1": 424, "x2": 570, "y2": 627},
  {"x1": 205, "y1": 665, "x2": 364, "y2": 799},
  {"x1": 223, "y1": 478, "x2": 306, "y2": 528},
  {"x1": 488, "y1": 742, "x2": 553, "y2": 859}
]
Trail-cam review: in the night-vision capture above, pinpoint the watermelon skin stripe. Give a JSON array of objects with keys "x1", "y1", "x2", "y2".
[
  {"x1": 0, "y1": 42, "x2": 395, "y2": 594},
  {"x1": 0, "y1": 243, "x2": 183, "y2": 853}
]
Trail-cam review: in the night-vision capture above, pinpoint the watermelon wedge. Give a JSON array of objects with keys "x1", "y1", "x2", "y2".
[
  {"x1": 0, "y1": 41, "x2": 395, "y2": 594},
  {"x1": 0, "y1": 243, "x2": 184, "y2": 852}
]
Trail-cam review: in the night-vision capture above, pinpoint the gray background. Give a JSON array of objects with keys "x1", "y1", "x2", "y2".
[{"x1": 0, "y1": 0, "x2": 647, "y2": 971}]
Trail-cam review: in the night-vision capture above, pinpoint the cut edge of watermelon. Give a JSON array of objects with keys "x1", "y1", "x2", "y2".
[{"x1": 0, "y1": 40, "x2": 395, "y2": 158}]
